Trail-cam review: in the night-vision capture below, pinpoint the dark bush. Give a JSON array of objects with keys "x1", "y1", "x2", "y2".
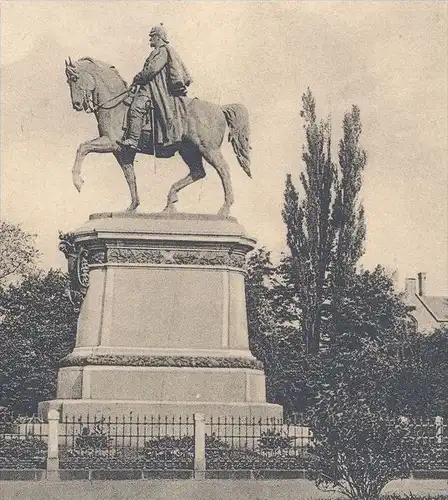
[
  {"x1": 0, "y1": 436, "x2": 47, "y2": 469},
  {"x1": 142, "y1": 435, "x2": 194, "y2": 469}
]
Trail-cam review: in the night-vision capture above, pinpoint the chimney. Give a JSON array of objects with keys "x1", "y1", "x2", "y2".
[
  {"x1": 405, "y1": 277, "x2": 417, "y2": 295},
  {"x1": 417, "y1": 272, "x2": 427, "y2": 296}
]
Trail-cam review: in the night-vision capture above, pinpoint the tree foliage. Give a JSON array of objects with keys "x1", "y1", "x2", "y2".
[
  {"x1": 329, "y1": 265, "x2": 415, "y2": 351},
  {"x1": 333, "y1": 105, "x2": 367, "y2": 283},
  {"x1": 393, "y1": 325, "x2": 448, "y2": 416},
  {"x1": 246, "y1": 250, "x2": 420, "y2": 415},
  {"x1": 302, "y1": 281, "x2": 444, "y2": 498},
  {"x1": 0, "y1": 222, "x2": 40, "y2": 287},
  {"x1": 0, "y1": 269, "x2": 78, "y2": 414},
  {"x1": 245, "y1": 248, "x2": 303, "y2": 407},
  {"x1": 243, "y1": 90, "x2": 447, "y2": 494},
  {"x1": 245, "y1": 248, "x2": 277, "y2": 357},
  {"x1": 282, "y1": 89, "x2": 335, "y2": 354}
]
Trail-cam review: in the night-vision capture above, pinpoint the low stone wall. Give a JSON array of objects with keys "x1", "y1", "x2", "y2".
[{"x1": 1, "y1": 478, "x2": 448, "y2": 500}]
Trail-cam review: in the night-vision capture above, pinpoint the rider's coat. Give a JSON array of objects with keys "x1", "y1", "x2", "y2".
[{"x1": 132, "y1": 42, "x2": 192, "y2": 146}]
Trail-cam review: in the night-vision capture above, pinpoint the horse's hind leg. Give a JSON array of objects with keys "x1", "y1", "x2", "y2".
[
  {"x1": 163, "y1": 145, "x2": 205, "y2": 213},
  {"x1": 199, "y1": 148, "x2": 234, "y2": 217},
  {"x1": 115, "y1": 149, "x2": 140, "y2": 212}
]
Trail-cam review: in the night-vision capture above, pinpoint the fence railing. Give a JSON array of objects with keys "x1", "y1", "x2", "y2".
[
  {"x1": 0, "y1": 416, "x2": 48, "y2": 470},
  {"x1": 0, "y1": 411, "x2": 446, "y2": 477},
  {"x1": 408, "y1": 416, "x2": 447, "y2": 470},
  {"x1": 58, "y1": 414, "x2": 195, "y2": 471},
  {"x1": 205, "y1": 416, "x2": 312, "y2": 472}
]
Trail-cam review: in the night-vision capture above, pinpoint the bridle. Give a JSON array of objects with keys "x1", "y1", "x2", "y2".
[{"x1": 65, "y1": 58, "x2": 131, "y2": 113}]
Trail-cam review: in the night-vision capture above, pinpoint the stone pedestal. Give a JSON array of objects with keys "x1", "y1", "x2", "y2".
[{"x1": 39, "y1": 213, "x2": 282, "y2": 420}]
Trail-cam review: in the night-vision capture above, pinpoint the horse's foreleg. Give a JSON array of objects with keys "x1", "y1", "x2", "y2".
[
  {"x1": 114, "y1": 149, "x2": 139, "y2": 212},
  {"x1": 72, "y1": 136, "x2": 118, "y2": 192},
  {"x1": 121, "y1": 164, "x2": 140, "y2": 212}
]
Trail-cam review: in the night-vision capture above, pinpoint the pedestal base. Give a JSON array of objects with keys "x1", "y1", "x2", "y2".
[
  {"x1": 56, "y1": 366, "x2": 268, "y2": 402},
  {"x1": 40, "y1": 213, "x2": 283, "y2": 421},
  {"x1": 39, "y1": 363, "x2": 282, "y2": 419}
]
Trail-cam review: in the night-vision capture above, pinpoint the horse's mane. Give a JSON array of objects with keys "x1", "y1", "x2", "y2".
[{"x1": 77, "y1": 57, "x2": 128, "y2": 93}]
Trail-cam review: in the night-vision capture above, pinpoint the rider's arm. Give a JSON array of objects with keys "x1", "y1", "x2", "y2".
[{"x1": 133, "y1": 47, "x2": 168, "y2": 85}]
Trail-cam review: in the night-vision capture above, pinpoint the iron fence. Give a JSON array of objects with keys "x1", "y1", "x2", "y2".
[
  {"x1": 58, "y1": 415, "x2": 195, "y2": 470},
  {"x1": 205, "y1": 416, "x2": 312, "y2": 471},
  {"x1": 0, "y1": 412, "x2": 446, "y2": 473},
  {"x1": 407, "y1": 416, "x2": 447, "y2": 470},
  {"x1": 0, "y1": 414, "x2": 47, "y2": 470}
]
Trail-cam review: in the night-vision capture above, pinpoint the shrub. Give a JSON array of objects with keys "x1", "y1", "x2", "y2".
[
  {"x1": 258, "y1": 428, "x2": 294, "y2": 452},
  {"x1": 205, "y1": 431, "x2": 306, "y2": 470},
  {"x1": 142, "y1": 435, "x2": 194, "y2": 469},
  {"x1": 0, "y1": 436, "x2": 47, "y2": 469},
  {"x1": 74, "y1": 420, "x2": 112, "y2": 450},
  {"x1": 307, "y1": 345, "x2": 416, "y2": 500}
]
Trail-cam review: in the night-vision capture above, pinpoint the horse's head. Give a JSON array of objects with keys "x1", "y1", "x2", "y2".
[{"x1": 65, "y1": 57, "x2": 96, "y2": 112}]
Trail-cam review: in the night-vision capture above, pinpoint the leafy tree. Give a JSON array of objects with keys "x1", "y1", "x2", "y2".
[
  {"x1": 281, "y1": 89, "x2": 335, "y2": 354},
  {"x1": 281, "y1": 89, "x2": 367, "y2": 354},
  {"x1": 305, "y1": 282, "x2": 445, "y2": 496},
  {"x1": 393, "y1": 325, "x2": 448, "y2": 416},
  {"x1": 246, "y1": 94, "x2": 427, "y2": 420},
  {"x1": 245, "y1": 248, "x2": 277, "y2": 360},
  {"x1": 245, "y1": 248, "x2": 293, "y2": 405},
  {"x1": 307, "y1": 343, "x2": 415, "y2": 500},
  {"x1": 329, "y1": 265, "x2": 415, "y2": 351},
  {"x1": 0, "y1": 222, "x2": 40, "y2": 287},
  {"x1": 253, "y1": 264, "x2": 415, "y2": 416},
  {"x1": 0, "y1": 269, "x2": 78, "y2": 414}
]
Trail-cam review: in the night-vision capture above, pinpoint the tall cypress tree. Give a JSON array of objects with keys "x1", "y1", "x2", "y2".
[
  {"x1": 332, "y1": 105, "x2": 367, "y2": 285},
  {"x1": 282, "y1": 89, "x2": 367, "y2": 354}
]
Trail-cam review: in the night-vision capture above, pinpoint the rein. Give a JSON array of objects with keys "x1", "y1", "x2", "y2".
[{"x1": 93, "y1": 88, "x2": 132, "y2": 111}]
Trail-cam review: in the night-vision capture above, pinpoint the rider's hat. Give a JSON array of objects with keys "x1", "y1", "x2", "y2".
[{"x1": 149, "y1": 24, "x2": 169, "y2": 43}]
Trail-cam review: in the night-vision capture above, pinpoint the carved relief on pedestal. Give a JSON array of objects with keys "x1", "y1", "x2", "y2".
[
  {"x1": 58, "y1": 232, "x2": 90, "y2": 312},
  {"x1": 89, "y1": 249, "x2": 107, "y2": 264},
  {"x1": 106, "y1": 247, "x2": 246, "y2": 269},
  {"x1": 61, "y1": 353, "x2": 263, "y2": 370}
]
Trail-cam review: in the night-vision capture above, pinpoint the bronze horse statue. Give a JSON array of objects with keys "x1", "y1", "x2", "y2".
[{"x1": 65, "y1": 57, "x2": 251, "y2": 216}]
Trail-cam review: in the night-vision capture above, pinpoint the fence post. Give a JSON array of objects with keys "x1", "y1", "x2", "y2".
[
  {"x1": 194, "y1": 413, "x2": 206, "y2": 480},
  {"x1": 435, "y1": 416, "x2": 443, "y2": 445},
  {"x1": 46, "y1": 409, "x2": 60, "y2": 479}
]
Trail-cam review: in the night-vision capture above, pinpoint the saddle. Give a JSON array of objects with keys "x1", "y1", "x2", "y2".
[
  {"x1": 122, "y1": 95, "x2": 192, "y2": 157},
  {"x1": 120, "y1": 108, "x2": 179, "y2": 158}
]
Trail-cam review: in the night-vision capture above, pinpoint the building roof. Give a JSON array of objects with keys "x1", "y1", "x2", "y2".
[{"x1": 416, "y1": 295, "x2": 448, "y2": 322}]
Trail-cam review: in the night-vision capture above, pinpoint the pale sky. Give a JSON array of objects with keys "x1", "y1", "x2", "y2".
[{"x1": 1, "y1": 1, "x2": 447, "y2": 295}]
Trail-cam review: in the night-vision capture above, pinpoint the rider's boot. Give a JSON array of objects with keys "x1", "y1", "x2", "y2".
[{"x1": 117, "y1": 113, "x2": 144, "y2": 150}]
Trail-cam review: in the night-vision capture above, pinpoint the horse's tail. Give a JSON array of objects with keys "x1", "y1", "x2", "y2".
[{"x1": 222, "y1": 104, "x2": 251, "y2": 178}]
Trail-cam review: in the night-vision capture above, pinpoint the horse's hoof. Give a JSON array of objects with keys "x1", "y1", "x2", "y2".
[
  {"x1": 163, "y1": 204, "x2": 177, "y2": 214},
  {"x1": 73, "y1": 177, "x2": 84, "y2": 193},
  {"x1": 125, "y1": 201, "x2": 140, "y2": 213},
  {"x1": 217, "y1": 206, "x2": 230, "y2": 218}
]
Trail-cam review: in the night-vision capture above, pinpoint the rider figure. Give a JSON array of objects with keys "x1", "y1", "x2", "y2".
[{"x1": 118, "y1": 24, "x2": 192, "y2": 151}]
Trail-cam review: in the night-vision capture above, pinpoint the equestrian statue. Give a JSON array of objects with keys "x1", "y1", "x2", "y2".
[{"x1": 65, "y1": 24, "x2": 251, "y2": 216}]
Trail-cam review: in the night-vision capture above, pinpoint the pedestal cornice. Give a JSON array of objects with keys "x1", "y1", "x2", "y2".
[{"x1": 71, "y1": 213, "x2": 255, "y2": 270}]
